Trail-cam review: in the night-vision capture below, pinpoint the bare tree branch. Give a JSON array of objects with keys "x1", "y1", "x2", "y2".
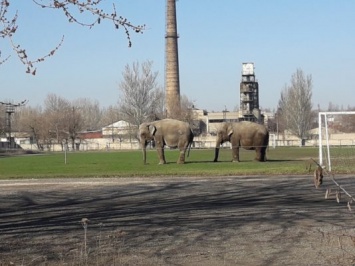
[
  {"x1": 32, "y1": 0, "x2": 145, "y2": 47},
  {"x1": 0, "y1": 0, "x2": 145, "y2": 74},
  {"x1": 9, "y1": 35, "x2": 64, "y2": 75}
]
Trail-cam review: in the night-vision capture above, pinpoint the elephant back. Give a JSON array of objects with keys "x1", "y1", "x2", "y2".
[
  {"x1": 155, "y1": 119, "x2": 192, "y2": 136},
  {"x1": 234, "y1": 121, "x2": 268, "y2": 146}
]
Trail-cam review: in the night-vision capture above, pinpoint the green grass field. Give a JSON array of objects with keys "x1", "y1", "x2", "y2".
[{"x1": 0, "y1": 147, "x2": 324, "y2": 179}]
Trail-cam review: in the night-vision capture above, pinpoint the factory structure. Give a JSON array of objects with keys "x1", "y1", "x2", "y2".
[
  {"x1": 165, "y1": 0, "x2": 180, "y2": 118},
  {"x1": 163, "y1": 1, "x2": 264, "y2": 131},
  {"x1": 239, "y1": 62, "x2": 261, "y2": 122},
  {"x1": 192, "y1": 62, "x2": 265, "y2": 135}
]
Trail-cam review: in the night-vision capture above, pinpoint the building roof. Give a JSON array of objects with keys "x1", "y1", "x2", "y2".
[{"x1": 103, "y1": 120, "x2": 131, "y2": 129}]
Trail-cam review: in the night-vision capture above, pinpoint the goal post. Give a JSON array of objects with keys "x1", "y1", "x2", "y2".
[{"x1": 318, "y1": 111, "x2": 355, "y2": 173}]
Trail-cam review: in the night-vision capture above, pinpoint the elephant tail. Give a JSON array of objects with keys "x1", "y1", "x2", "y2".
[
  {"x1": 187, "y1": 142, "x2": 192, "y2": 157},
  {"x1": 264, "y1": 131, "x2": 270, "y2": 148},
  {"x1": 187, "y1": 130, "x2": 194, "y2": 158}
]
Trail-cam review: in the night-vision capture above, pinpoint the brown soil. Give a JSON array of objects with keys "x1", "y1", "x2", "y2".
[{"x1": 0, "y1": 175, "x2": 355, "y2": 265}]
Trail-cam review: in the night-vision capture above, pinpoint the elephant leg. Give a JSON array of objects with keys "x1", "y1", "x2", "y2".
[
  {"x1": 255, "y1": 147, "x2": 266, "y2": 162},
  {"x1": 260, "y1": 147, "x2": 267, "y2": 162},
  {"x1": 232, "y1": 147, "x2": 240, "y2": 162},
  {"x1": 177, "y1": 149, "x2": 186, "y2": 164},
  {"x1": 156, "y1": 146, "x2": 166, "y2": 164},
  {"x1": 255, "y1": 148, "x2": 262, "y2": 161},
  {"x1": 177, "y1": 142, "x2": 188, "y2": 164},
  {"x1": 213, "y1": 148, "x2": 220, "y2": 162}
]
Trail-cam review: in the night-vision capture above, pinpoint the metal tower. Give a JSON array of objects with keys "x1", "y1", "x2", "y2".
[
  {"x1": 165, "y1": 0, "x2": 181, "y2": 118},
  {"x1": 240, "y1": 63, "x2": 261, "y2": 122}
]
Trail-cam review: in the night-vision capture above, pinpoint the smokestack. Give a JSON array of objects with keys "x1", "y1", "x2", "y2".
[{"x1": 165, "y1": 0, "x2": 180, "y2": 118}]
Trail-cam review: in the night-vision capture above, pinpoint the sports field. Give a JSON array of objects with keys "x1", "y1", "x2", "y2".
[{"x1": 0, "y1": 147, "x2": 325, "y2": 179}]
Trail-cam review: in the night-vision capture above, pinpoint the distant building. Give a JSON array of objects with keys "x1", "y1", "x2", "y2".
[
  {"x1": 192, "y1": 109, "x2": 241, "y2": 135},
  {"x1": 102, "y1": 120, "x2": 135, "y2": 141}
]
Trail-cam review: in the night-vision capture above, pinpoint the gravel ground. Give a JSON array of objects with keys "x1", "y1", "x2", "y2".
[{"x1": 0, "y1": 175, "x2": 355, "y2": 265}]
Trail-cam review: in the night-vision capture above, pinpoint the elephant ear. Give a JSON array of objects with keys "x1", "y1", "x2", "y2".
[
  {"x1": 149, "y1": 125, "x2": 157, "y2": 136},
  {"x1": 227, "y1": 127, "x2": 234, "y2": 137}
]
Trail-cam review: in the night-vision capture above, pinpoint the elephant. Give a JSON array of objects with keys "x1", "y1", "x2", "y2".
[
  {"x1": 139, "y1": 119, "x2": 194, "y2": 164},
  {"x1": 213, "y1": 121, "x2": 269, "y2": 162}
]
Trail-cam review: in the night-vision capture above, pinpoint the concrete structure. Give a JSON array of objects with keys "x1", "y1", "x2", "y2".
[
  {"x1": 165, "y1": 0, "x2": 180, "y2": 118},
  {"x1": 240, "y1": 63, "x2": 261, "y2": 122},
  {"x1": 205, "y1": 111, "x2": 240, "y2": 134}
]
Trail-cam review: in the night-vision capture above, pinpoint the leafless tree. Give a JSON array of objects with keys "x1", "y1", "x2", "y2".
[
  {"x1": 15, "y1": 94, "x2": 109, "y2": 150},
  {"x1": 66, "y1": 106, "x2": 83, "y2": 149},
  {"x1": 327, "y1": 102, "x2": 342, "y2": 112},
  {"x1": 118, "y1": 60, "x2": 165, "y2": 129},
  {"x1": 74, "y1": 98, "x2": 102, "y2": 131},
  {"x1": 172, "y1": 94, "x2": 195, "y2": 123},
  {"x1": 0, "y1": 0, "x2": 145, "y2": 74},
  {"x1": 101, "y1": 105, "x2": 121, "y2": 125},
  {"x1": 16, "y1": 105, "x2": 49, "y2": 150},
  {"x1": 42, "y1": 93, "x2": 85, "y2": 149},
  {"x1": 44, "y1": 94, "x2": 71, "y2": 144},
  {"x1": 278, "y1": 69, "x2": 313, "y2": 145},
  {"x1": 0, "y1": 104, "x2": 6, "y2": 137}
]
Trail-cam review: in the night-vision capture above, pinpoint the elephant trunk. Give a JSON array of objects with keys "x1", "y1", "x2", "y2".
[{"x1": 213, "y1": 140, "x2": 222, "y2": 162}]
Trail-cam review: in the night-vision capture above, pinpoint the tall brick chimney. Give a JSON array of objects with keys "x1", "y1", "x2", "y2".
[{"x1": 165, "y1": 0, "x2": 180, "y2": 118}]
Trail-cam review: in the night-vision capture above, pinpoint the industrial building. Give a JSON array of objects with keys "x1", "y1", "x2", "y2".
[
  {"x1": 192, "y1": 62, "x2": 264, "y2": 135},
  {"x1": 239, "y1": 62, "x2": 262, "y2": 123}
]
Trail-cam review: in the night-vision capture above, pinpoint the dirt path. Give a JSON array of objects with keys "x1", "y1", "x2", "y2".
[{"x1": 0, "y1": 175, "x2": 354, "y2": 265}]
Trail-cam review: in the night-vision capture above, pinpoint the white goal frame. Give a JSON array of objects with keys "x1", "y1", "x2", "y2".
[{"x1": 318, "y1": 111, "x2": 355, "y2": 172}]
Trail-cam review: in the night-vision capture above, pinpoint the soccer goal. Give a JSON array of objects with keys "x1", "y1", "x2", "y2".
[{"x1": 318, "y1": 111, "x2": 355, "y2": 173}]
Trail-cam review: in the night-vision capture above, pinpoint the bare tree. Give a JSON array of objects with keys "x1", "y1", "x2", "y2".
[
  {"x1": 44, "y1": 94, "x2": 71, "y2": 144},
  {"x1": 74, "y1": 98, "x2": 102, "y2": 131},
  {"x1": 327, "y1": 102, "x2": 342, "y2": 112},
  {"x1": 16, "y1": 105, "x2": 49, "y2": 150},
  {"x1": 118, "y1": 60, "x2": 164, "y2": 128},
  {"x1": 15, "y1": 94, "x2": 107, "y2": 150},
  {"x1": 0, "y1": 0, "x2": 145, "y2": 74},
  {"x1": 0, "y1": 104, "x2": 5, "y2": 137},
  {"x1": 43, "y1": 93, "x2": 84, "y2": 149},
  {"x1": 278, "y1": 69, "x2": 313, "y2": 145},
  {"x1": 101, "y1": 105, "x2": 121, "y2": 126},
  {"x1": 66, "y1": 106, "x2": 83, "y2": 150},
  {"x1": 172, "y1": 94, "x2": 195, "y2": 123}
]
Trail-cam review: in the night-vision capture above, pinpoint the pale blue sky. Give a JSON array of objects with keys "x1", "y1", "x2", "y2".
[{"x1": 1, "y1": 1, "x2": 354, "y2": 112}]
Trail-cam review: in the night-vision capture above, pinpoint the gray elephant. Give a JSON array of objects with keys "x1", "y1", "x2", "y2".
[
  {"x1": 213, "y1": 121, "x2": 269, "y2": 162},
  {"x1": 139, "y1": 119, "x2": 194, "y2": 164}
]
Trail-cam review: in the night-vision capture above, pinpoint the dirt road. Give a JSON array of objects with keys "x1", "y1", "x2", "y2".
[{"x1": 0, "y1": 175, "x2": 355, "y2": 265}]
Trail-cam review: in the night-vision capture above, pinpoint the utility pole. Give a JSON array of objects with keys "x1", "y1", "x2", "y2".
[
  {"x1": 0, "y1": 100, "x2": 27, "y2": 149},
  {"x1": 223, "y1": 105, "x2": 228, "y2": 122}
]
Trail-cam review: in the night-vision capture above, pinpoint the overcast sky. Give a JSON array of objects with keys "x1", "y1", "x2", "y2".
[{"x1": 1, "y1": 1, "x2": 354, "y2": 112}]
